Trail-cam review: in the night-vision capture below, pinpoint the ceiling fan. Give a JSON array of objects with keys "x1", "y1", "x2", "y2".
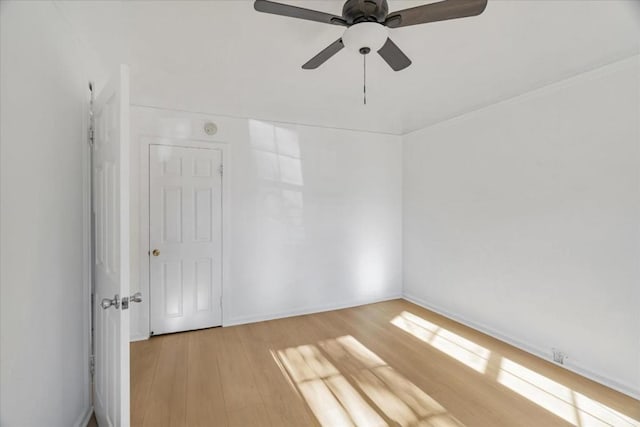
[{"x1": 254, "y1": 0, "x2": 488, "y2": 72}]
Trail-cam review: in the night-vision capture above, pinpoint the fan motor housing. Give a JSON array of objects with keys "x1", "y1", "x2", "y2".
[{"x1": 342, "y1": 0, "x2": 389, "y2": 24}]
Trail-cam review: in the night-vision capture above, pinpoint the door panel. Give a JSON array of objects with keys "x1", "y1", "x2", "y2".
[
  {"x1": 149, "y1": 145, "x2": 223, "y2": 335},
  {"x1": 93, "y1": 65, "x2": 130, "y2": 427}
]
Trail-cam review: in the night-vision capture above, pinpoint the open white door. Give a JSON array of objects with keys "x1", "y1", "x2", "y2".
[{"x1": 93, "y1": 65, "x2": 131, "y2": 427}]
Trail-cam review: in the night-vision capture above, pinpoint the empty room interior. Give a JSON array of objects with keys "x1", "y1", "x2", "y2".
[{"x1": 1, "y1": 0, "x2": 640, "y2": 426}]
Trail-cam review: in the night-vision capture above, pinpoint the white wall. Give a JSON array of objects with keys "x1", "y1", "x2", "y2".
[
  {"x1": 403, "y1": 56, "x2": 640, "y2": 398},
  {"x1": 129, "y1": 106, "x2": 403, "y2": 339},
  {"x1": 0, "y1": 2, "x2": 105, "y2": 426}
]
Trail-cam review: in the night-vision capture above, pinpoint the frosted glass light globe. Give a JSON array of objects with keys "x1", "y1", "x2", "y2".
[{"x1": 342, "y1": 23, "x2": 388, "y2": 53}]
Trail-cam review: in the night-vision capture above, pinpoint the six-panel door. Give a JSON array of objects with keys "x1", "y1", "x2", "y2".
[{"x1": 149, "y1": 145, "x2": 223, "y2": 335}]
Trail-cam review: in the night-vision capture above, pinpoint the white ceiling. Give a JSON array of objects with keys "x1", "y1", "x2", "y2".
[{"x1": 56, "y1": 0, "x2": 640, "y2": 135}]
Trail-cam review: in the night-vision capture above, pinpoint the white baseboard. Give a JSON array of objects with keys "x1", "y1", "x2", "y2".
[
  {"x1": 224, "y1": 294, "x2": 403, "y2": 327},
  {"x1": 74, "y1": 405, "x2": 93, "y2": 427},
  {"x1": 129, "y1": 294, "x2": 402, "y2": 338},
  {"x1": 403, "y1": 293, "x2": 640, "y2": 400}
]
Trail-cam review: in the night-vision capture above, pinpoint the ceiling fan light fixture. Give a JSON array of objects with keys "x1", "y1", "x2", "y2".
[
  {"x1": 255, "y1": 0, "x2": 488, "y2": 71},
  {"x1": 342, "y1": 22, "x2": 388, "y2": 53}
]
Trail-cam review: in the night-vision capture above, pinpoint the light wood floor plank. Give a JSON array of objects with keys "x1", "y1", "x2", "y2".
[
  {"x1": 185, "y1": 329, "x2": 228, "y2": 427},
  {"x1": 131, "y1": 299, "x2": 640, "y2": 427},
  {"x1": 140, "y1": 333, "x2": 188, "y2": 427},
  {"x1": 235, "y1": 320, "x2": 319, "y2": 426},
  {"x1": 216, "y1": 325, "x2": 271, "y2": 426},
  {"x1": 130, "y1": 336, "x2": 162, "y2": 427}
]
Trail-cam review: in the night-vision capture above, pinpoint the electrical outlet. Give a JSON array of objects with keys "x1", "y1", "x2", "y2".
[{"x1": 552, "y1": 348, "x2": 567, "y2": 365}]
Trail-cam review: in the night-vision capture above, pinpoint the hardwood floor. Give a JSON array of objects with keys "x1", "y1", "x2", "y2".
[{"x1": 130, "y1": 299, "x2": 640, "y2": 427}]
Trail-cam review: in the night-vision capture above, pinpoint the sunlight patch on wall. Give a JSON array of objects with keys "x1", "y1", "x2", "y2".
[
  {"x1": 391, "y1": 311, "x2": 491, "y2": 373},
  {"x1": 248, "y1": 118, "x2": 306, "y2": 249},
  {"x1": 249, "y1": 119, "x2": 304, "y2": 185}
]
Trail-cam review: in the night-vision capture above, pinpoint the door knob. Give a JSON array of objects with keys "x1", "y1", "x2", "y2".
[
  {"x1": 130, "y1": 292, "x2": 143, "y2": 303},
  {"x1": 101, "y1": 294, "x2": 120, "y2": 310},
  {"x1": 152, "y1": 249, "x2": 160, "y2": 256}
]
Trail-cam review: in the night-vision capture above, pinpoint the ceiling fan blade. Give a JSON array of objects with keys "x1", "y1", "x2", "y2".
[
  {"x1": 378, "y1": 38, "x2": 412, "y2": 71},
  {"x1": 254, "y1": 0, "x2": 347, "y2": 26},
  {"x1": 385, "y1": 0, "x2": 487, "y2": 28},
  {"x1": 302, "y1": 39, "x2": 345, "y2": 69}
]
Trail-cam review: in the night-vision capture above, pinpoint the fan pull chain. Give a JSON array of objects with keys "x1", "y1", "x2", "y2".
[
  {"x1": 363, "y1": 53, "x2": 367, "y2": 105},
  {"x1": 359, "y1": 47, "x2": 371, "y2": 105}
]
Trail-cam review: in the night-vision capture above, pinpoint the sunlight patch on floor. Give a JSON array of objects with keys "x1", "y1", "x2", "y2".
[
  {"x1": 276, "y1": 336, "x2": 463, "y2": 427},
  {"x1": 277, "y1": 344, "x2": 386, "y2": 427},
  {"x1": 391, "y1": 310, "x2": 640, "y2": 426},
  {"x1": 391, "y1": 311, "x2": 491, "y2": 373},
  {"x1": 499, "y1": 358, "x2": 640, "y2": 427}
]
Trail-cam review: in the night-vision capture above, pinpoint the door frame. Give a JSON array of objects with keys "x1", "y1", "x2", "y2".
[
  {"x1": 81, "y1": 82, "x2": 95, "y2": 426},
  {"x1": 137, "y1": 136, "x2": 230, "y2": 340}
]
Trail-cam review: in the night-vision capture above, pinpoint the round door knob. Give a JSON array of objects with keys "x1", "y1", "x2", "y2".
[
  {"x1": 152, "y1": 249, "x2": 160, "y2": 256},
  {"x1": 101, "y1": 294, "x2": 120, "y2": 310}
]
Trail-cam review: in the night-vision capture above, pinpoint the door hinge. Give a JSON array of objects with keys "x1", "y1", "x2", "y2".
[
  {"x1": 88, "y1": 81, "x2": 95, "y2": 146},
  {"x1": 219, "y1": 164, "x2": 223, "y2": 176},
  {"x1": 89, "y1": 354, "x2": 95, "y2": 376}
]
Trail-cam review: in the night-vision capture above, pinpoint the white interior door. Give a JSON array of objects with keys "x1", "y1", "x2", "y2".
[
  {"x1": 149, "y1": 145, "x2": 223, "y2": 335},
  {"x1": 93, "y1": 65, "x2": 130, "y2": 427}
]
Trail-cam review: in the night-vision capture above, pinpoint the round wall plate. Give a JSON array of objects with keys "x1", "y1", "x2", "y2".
[{"x1": 204, "y1": 122, "x2": 218, "y2": 136}]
